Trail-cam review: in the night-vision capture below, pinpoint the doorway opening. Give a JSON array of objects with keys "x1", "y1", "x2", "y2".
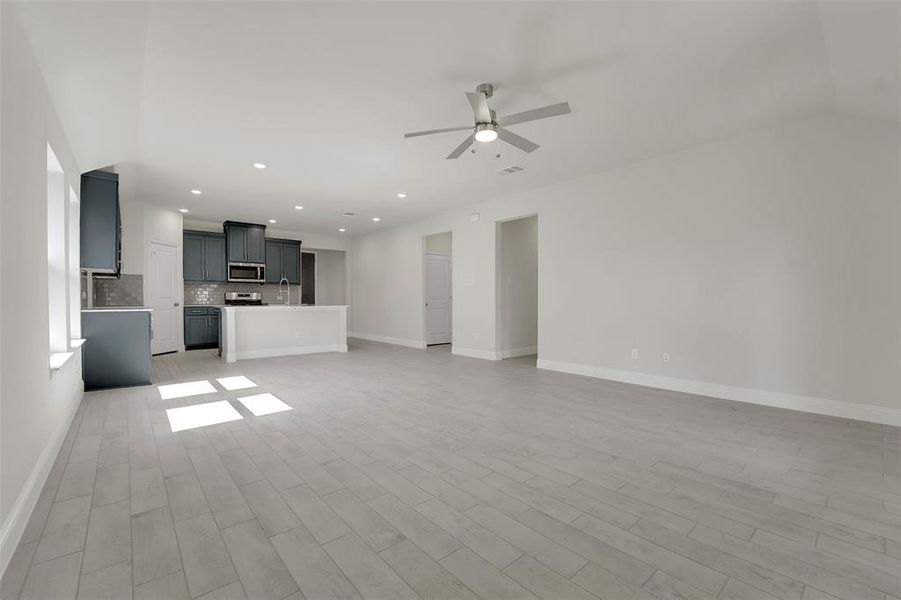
[
  {"x1": 301, "y1": 251, "x2": 316, "y2": 305},
  {"x1": 423, "y1": 231, "x2": 452, "y2": 347},
  {"x1": 497, "y1": 215, "x2": 538, "y2": 361}
]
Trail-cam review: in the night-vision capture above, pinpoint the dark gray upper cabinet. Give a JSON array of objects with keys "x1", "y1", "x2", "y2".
[
  {"x1": 282, "y1": 242, "x2": 301, "y2": 284},
  {"x1": 226, "y1": 224, "x2": 246, "y2": 262},
  {"x1": 183, "y1": 230, "x2": 226, "y2": 282},
  {"x1": 225, "y1": 221, "x2": 266, "y2": 263},
  {"x1": 80, "y1": 170, "x2": 120, "y2": 273},
  {"x1": 204, "y1": 235, "x2": 227, "y2": 281},
  {"x1": 265, "y1": 240, "x2": 283, "y2": 283},
  {"x1": 184, "y1": 233, "x2": 205, "y2": 281},
  {"x1": 245, "y1": 225, "x2": 266, "y2": 263},
  {"x1": 264, "y1": 238, "x2": 302, "y2": 284}
]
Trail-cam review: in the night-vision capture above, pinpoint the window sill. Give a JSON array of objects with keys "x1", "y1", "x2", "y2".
[
  {"x1": 70, "y1": 338, "x2": 86, "y2": 349},
  {"x1": 49, "y1": 352, "x2": 75, "y2": 371}
]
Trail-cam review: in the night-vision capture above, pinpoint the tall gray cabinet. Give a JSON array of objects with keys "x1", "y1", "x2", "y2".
[{"x1": 80, "y1": 170, "x2": 121, "y2": 274}]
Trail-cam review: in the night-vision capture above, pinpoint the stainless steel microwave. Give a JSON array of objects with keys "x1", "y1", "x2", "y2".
[{"x1": 228, "y1": 262, "x2": 265, "y2": 283}]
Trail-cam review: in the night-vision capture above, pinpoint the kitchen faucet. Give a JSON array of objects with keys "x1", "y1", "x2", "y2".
[{"x1": 279, "y1": 276, "x2": 290, "y2": 305}]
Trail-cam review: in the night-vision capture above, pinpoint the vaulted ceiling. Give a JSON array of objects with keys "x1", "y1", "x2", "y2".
[{"x1": 14, "y1": 1, "x2": 899, "y2": 234}]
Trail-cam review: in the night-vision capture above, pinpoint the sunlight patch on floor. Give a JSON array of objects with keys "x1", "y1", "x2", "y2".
[
  {"x1": 158, "y1": 380, "x2": 217, "y2": 400},
  {"x1": 166, "y1": 400, "x2": 244, "y2": 432},
  {"x1": 237, "y1": 393, "x2": 292, "y2": 416},
  {"x1": 217, "y1": 375, "x2": 257, "y2": 391}
]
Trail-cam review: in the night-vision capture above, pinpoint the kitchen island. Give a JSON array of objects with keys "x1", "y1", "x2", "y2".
[{"x1": 220, "y1": 305, "x2": 347, "y2": 362}]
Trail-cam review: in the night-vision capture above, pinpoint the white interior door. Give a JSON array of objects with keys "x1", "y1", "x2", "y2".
[
  {"x1": 425, "y1": 253, "x2": 452, "y2": 345},
  {"x1": 150, "y1": 242, "x2": 179, "y2": 354}
]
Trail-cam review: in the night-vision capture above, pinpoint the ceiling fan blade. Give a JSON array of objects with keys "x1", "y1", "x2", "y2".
[
  {"x1": 446, "y1": 135, "x2": 474, "y2": 159},
  {"x1": 498, "y1": 102, "x2": 571, "y2": 127},
  {"x1": 404, "y1": 125, "x2": 472, "y2": 139},
  {"x1": 498, "y1": 128, "x2": 539, "y2": 153},
  {"x1": 465, "y1": 91, "x2": 492, "y2": 123}
]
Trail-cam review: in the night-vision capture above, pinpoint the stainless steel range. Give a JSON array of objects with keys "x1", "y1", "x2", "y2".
[{"x1": 224, "y1": 291, "x2": 266, "y2": 306}]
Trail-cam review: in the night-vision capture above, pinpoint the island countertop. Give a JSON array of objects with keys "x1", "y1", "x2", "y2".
[
  {"x1": 221, "y1": 304, "x2": 348, "y2": 311},
  {"x1": 82, "y1": 306, "x2": 153, "y2": 313}
]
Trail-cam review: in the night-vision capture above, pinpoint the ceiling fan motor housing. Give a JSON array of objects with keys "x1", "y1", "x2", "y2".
[{"x1": 476, "y1": 83, "x2": 494, "y2": 99}]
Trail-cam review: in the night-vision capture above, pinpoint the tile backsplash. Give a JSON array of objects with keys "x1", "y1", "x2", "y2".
[
  {"x1": 81, "y1": 273, "x2": 144, "y2": 308},
  {"x1": 184, "y1": 282, "x2": 301, "y2": 305}
]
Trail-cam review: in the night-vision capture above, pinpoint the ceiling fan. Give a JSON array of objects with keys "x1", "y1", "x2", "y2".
[{"x1": 404, "y1": 83, "x2": 571, "y2": 159}]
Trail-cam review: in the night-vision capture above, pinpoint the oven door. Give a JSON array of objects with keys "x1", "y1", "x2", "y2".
[{"x1": 228, "y1": 263, "x2": 264, "y2": 283}]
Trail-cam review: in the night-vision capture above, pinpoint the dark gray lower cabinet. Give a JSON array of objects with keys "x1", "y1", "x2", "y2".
[
  {"x1": 82, "y1": 310, "x2": 152, "y2": 390},
  {"x1": 185, "y1": 307, "x2": 220, "y2": 349}
]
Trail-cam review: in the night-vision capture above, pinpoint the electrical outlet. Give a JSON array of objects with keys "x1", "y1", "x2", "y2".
[
  {"x1": 663, "y1": 352, "x2": 670, "y2": 364},
  {"x1": 631, "y1": 348, "x2": 639, "y2": 360}
]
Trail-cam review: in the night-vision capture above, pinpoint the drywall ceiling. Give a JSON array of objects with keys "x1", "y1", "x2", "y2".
[{"x1": 13, "y1": 1, "x2": 899, "y2": 234}]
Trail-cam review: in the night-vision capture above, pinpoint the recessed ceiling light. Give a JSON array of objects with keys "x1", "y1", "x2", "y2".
[
  {"x1": 294, "y1": 205, "x2": 303, "y2": 210},
  {"x1": 253, "y1": 163, "x2": 267, "y2": 169},
  {"x1": 397, "y1": 193, "x2": 407, "y2": 198},
  {"x1": 179, "y1": 208, "x2": 189, "y2": 213},
  {"x1": 338, "y1": 228, "x2": 346, "y2": 232},
  {"x1": 190, "y1": 189, "x2": 202, "y2": 195},
  {"x1": 372, "y1": 217, "x2": 380, "y2": 222},
  {"x1": 268, "y1": 219, "x2": 277, "y2": 223}
]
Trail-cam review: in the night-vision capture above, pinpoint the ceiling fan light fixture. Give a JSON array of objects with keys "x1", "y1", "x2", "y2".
[{"x1": 474, "y1": 123, "x2": 498, "y2": 143}]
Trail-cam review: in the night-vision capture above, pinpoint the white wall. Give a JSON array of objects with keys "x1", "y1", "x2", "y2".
[
  {"x1": 1, "y1": 5, "x2": 85, "y2": 573},
  {"x1": 351, "y1": 115, "x2": 900, "y2": 420},
  {"x1": 119, "y1": 191, "x2": 144, "y2": 274},
  {"x1": 314, "y1": 250, "x2": 346, "y2": 306},
  {"x1": 425, "y1": 231, "x2": 452, "y2": 254},
  {"x1": 499, "y1": 216, "x2": 538, "y2": 356}
]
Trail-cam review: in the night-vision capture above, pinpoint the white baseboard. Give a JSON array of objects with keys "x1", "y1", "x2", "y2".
[
  {"x1": 537, "y1": 359, "x2": 901, "y2": 426},
  {"x1": 235, "y1": 345, "x2": 348, "y2": 361},
  {"x1": 0, "y1": 377, "x2": 83, "y2": 577},
  {"x1": 349, "y1": 332, "x2": 426, "y2": 349},
  {"x1": 500, "y1": 346, "x2": 538, "y2": 359},
  {"x1": 452, "y1": 346, "x2": 501, "y2": 361}
]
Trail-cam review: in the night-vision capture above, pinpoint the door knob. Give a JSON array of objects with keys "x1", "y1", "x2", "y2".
[{"x1": 174, "y1": 302, "x2": 180, "y2": 306}]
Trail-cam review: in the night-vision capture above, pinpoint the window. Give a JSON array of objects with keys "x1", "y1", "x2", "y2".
[
  {"x1": 68, "y1": 186, "x2": 82, "y2": 342},
  {"x1": 47, "y1": 144, "x2": 68, "y2": 357}
]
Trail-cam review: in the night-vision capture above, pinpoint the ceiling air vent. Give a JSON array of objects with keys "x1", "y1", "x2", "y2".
[{"x1": 496, "y1": 165, "x2": 525, "y2": 176}]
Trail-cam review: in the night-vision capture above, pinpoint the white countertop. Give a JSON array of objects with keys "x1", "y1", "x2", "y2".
[
  {"x1": 222, "y1": 304, "x2": 347, "y2": 311},
  {"x1": 82, "y1": 306, "x2": 153, "y2": 313}
]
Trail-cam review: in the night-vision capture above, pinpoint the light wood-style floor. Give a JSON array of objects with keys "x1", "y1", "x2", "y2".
[{"x1": 3, "y1": 339, "x2": 899, "y2": 600}]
